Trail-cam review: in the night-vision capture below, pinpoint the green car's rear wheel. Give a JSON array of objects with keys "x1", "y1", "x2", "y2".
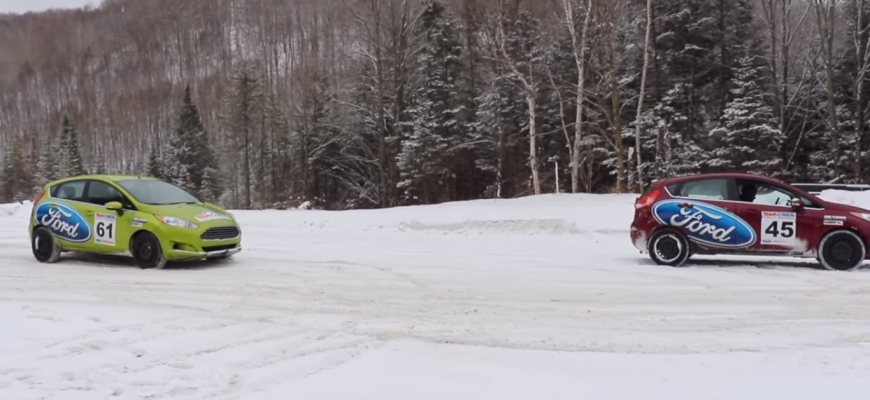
[
  {"x1": 132, "y1": 232, "x2": 167, "y2": 269},
  {"x1": 31, "y1": 227, "x2": 61, "y2": 263}
]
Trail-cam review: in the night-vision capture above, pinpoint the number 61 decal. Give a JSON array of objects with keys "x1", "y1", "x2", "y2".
[{"x1": 94, "y1": 212, "x2": 117, "y2": 246}]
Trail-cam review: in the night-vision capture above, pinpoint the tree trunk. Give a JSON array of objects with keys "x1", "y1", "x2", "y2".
[
  {"x1": 815, "y1": 0, "x2": 841, "y2": 178},
  {"x1": 565, "y1": 0, "x2": 591, "y2": 193},
  {"x1": 603, "y1": 0, "x2": 627, "y2": 193},
  {"x1": 855, "y1": 0, "x2": 869, "y2": 181},
  {"x1": 527, "y1": 92, "x2": 541, "y2": 195},
  {"x1": 633, "y1": 0, "x2": 652, "y2": 193}
]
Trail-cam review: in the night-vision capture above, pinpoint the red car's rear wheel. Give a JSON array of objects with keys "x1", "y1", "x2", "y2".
[{"x1": 648, "y1": 228, "x2": 691, "y2": 267}]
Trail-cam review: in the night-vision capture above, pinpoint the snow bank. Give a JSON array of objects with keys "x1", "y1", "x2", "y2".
[
  {"x1": 232, "y1": 193, "x2": 638, "y2": 236},
  {"x1": 3, "y1": 192, "x2": 870, "y2": 399},
  {"x1": 818, "y1": 189, "x2": 870, "y2": 210},
  {"x1": 0, "y1": 200, "x2": 32, "y2": 219}
]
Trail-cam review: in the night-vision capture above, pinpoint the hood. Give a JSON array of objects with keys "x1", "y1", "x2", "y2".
[
  {"x1": 141, "y1": 203, "x2": 236, "y2": 226},
  {"x1": 819, "y1": 199, "x2": 870, "y2": 214}
]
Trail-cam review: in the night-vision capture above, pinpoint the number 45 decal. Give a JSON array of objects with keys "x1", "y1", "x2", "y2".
[
  {"x1": 765, "y1": 220, "x2": 794, "y2": 237},
  {"x1": 761, "y1": 212, "x2": 797, "y2": 245}
]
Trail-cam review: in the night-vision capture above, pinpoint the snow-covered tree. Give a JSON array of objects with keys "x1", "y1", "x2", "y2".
[
  {"x1": 35, "y1": 136, "x2": 58, "y2": 189},
  {"x1": 708, "y1": 54, "x2": 783, "y2": 175},
  {"x1": 398, "y1": 0, "x2": 466, "y2": 204},
  {"x1": 2, "y1": 136, "x2": 33, "y2": 202},
  {"x1": 167, "y1": 85, "x2": 215, "y2": 198},
  {"x1": 57, "y1": 114, "x2": 86, "y2": 178}
]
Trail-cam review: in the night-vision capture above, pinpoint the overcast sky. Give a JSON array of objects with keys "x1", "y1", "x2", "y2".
[{"x1": 0, "y1": 0, "x2": 98, "y2": 14}]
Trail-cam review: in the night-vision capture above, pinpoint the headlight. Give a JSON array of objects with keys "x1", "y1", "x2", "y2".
[
  {"x1": 156, "y1": 215, "x2": 199, "y2": 230},
  {"x1": 851, "y1": 212, "x2": 870, "y2": 222}
]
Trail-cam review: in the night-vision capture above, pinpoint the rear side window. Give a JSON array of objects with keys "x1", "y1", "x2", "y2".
[
  {"x1": 667, "y1": 178, "x2": 730, "y2": 200},
  {"x1": 50, "y1": 181, "x2": 87, "y2": 202},
  {"x1": 86, "y1": 181, "x2": 131, "y2": 208}
]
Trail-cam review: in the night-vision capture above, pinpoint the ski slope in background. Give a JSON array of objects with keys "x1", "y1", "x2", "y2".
[{"x1": 3, "y1": 192, "x2": 870, "y2": 399}]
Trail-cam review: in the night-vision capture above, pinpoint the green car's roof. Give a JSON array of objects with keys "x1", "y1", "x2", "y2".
[{"x1": 49, "y1": 175, "x2": 161, "y2": 185}]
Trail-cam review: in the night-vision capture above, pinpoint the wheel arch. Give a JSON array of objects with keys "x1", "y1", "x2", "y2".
[
  {"x1": 129, "y1": 229, "x2": 150, "y2": 251},
  {"x1": 819, "y1": 227, "x2": 869, "y2": 256},
  {"x1": 649, "y1": 225, "x2": 698, "y2": 253}
]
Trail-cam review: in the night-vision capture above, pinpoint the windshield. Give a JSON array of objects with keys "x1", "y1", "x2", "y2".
[{"x1": 116, "y1": 179, "x2": 200, "y2": 205}]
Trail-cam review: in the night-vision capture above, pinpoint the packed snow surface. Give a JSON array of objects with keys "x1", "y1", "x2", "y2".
[{"x1": 4, "y1": 192, "x2": 870, "y2": 399}]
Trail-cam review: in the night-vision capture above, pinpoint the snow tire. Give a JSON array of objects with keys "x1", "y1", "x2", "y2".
[
  {"x1": 818, "y1": 230, "x2": 866, "y2": 271},
  {"x1": 31, "y1": 227, "x2": 61, "y2": 263},
  {"x1": 648, "y1": 228, "x2": 691, "y2": 267},
  {"x1": 132, "y1": 232, "x2": 167, "y2": 270}
]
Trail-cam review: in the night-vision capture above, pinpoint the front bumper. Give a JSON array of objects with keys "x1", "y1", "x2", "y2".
[{"x1": 166, "y1": 245, "x2": 242, "y2": 261}]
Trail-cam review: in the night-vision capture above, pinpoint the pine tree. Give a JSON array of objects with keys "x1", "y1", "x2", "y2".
[
  {"x1": 35, "y1": 136, "x2": 58, "y2": 189},
  {"x1": 708, "y1": 54, "x2": 782, "y2": 175},
  {"x1": 398, "y1": 0, "x2": 466, "y2": 204},
  {"x1": 223, "y1": 63, "x2": 265, "y2": 209},
  {"x1": 2, "y1": 137, "x2": 32, "y2": 202},
  {"x1": 57, "y1": 114, "x2": 86, "y2": 178},
  {"x1": 167, "y1": 85, "x2": 214, "y2": 198},
  {"x1": 146, "y1": 142, "x2": 165, "y2": 179}
]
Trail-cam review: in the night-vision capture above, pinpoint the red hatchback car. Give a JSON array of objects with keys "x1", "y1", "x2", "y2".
[{"x1": 631, "y1": 173, "x2": 870, "y2": 271}]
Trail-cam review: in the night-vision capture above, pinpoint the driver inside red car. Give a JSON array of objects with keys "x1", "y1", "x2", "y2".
[{"x1": 739, "y1": 183, "x2": 757, "y2": 202}]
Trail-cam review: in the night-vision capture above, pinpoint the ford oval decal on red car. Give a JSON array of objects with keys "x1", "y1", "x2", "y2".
[{"x1": 652, "y1": 199, "x2": 756, "y2": 248}]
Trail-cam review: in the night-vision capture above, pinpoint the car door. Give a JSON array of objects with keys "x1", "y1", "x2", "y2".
[
  {"x1": 731, "y1": 178, "x2": 825, "y2": 255},
  {"x1": 40, "y1": 180, "x2": 93, "y2": 251},
  {"x1": 662, "y1": 177, "x2": 756, "y2": 250},
  {"x1": 82, "y1": 180, "x2": 136, "y2": 254}
]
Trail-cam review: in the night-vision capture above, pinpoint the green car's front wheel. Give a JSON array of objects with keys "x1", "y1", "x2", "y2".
[
  {"x1": 31, "y1": 227, "x2": 61, "y2": 263},
  {"x1": 132, "y1": 232, "x2": 167, "y2": 270}
]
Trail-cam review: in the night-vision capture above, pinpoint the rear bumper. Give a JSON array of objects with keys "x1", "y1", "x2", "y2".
[{"x1": 630, "y1": 225, "x2": 648, "y2": 253}]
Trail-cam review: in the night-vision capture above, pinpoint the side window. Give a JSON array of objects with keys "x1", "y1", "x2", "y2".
[
  {"x1": 751, "y1": 184, "x2": 792, "y2": 206},
  {"x1": 668, "y1": 179, "x2": 730, "y2": 200},
  {"x1": 51, "y1": 181, "x2": 87, "y2": 202},
  {"x1": 86, "y1": 181, "x2": 130, "y2": 208},
  {"x1": 738, "y1": 180, "x2": 819, "y2": 207}
]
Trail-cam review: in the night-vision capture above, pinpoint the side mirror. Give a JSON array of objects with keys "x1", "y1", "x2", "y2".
[
  {"x1": 105, "y1": 201, "x2": 124, "y2": 215},
  {"x1": 789, "y1": 197, "x2": 803, "y2": 208}
]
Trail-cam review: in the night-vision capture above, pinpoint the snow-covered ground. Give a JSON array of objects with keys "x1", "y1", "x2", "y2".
[{"x1": 4, "y1": 193, "x2": 870, "y2": 399}]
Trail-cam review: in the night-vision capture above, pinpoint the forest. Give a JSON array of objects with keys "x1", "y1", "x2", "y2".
[{"x1": 0, "y1": 0, "x2": 866, "y2": 209}]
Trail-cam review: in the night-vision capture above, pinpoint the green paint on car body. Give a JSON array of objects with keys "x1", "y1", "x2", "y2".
[{"x1": 29, "y1": 175, "x2": 242, "y2": 266}]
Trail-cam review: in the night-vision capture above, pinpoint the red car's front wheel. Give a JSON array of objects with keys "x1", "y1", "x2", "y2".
[{"x1": 818, "y1": 230, "x2": 866, "y2": 271}]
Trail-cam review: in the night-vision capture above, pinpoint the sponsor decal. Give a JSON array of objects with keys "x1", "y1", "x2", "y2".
[
  {"x1": 94, "y1": 212, "x2": 117, "y2": 246},
  {"x1": 132, "y1": 217, "x2": 148, "y2": 228},
  {"x1": 652, "y1": 199, "x2": 756, "y2": 248},
  {"x1": 761, "y1": 211, "x2": 797, "y2": 246},
  {"x1": 194, "y1": 211, "x2": 232, "y2": 223},
  {"x1": 823, "y1": 215, "x2": 846, "y2": 226},
  {"x1": 34, "y1": 201, "x2": 92, "y2": 243}
]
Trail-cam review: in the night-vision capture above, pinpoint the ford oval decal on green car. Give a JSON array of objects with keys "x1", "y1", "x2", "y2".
[
  {"x1": 34, "y1": 201, "x2": 92, "y2": 243},
  {"x1": 28, "y1": 175, "x2": 242, "y2": 269}
]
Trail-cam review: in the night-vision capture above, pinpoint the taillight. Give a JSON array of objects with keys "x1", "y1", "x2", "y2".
[
  {"x1": 34, "y1": 191, "x2": 45, "y2": 204},
  {"x1": 635, "y1": 189, "x2": 661, "y2": 209}
]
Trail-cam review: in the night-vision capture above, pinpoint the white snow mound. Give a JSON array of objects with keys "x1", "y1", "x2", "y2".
[
  {"x1": 2, "y1": 193, "x2": 870, "y2": 399},
  {"x1": 819, "y1": 189, "x2": 870, "y2": 210}
]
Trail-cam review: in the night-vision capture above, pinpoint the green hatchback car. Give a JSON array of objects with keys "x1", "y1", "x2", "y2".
[{"x1": 29, "y1": 175, "x2": 242, "y2": 269}]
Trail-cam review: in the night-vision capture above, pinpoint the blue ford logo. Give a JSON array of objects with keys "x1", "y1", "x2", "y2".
[
  {"x1": 652, "y1": 199, "x2": 756, "y2": 248},
  {"x1": 34, "y1": 201, "x2": 92, "y2": 243}
]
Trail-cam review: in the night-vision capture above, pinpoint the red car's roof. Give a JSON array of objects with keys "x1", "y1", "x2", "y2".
[{"x1": 652, "y1": 172, "x2": 787, "y2": 187}]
